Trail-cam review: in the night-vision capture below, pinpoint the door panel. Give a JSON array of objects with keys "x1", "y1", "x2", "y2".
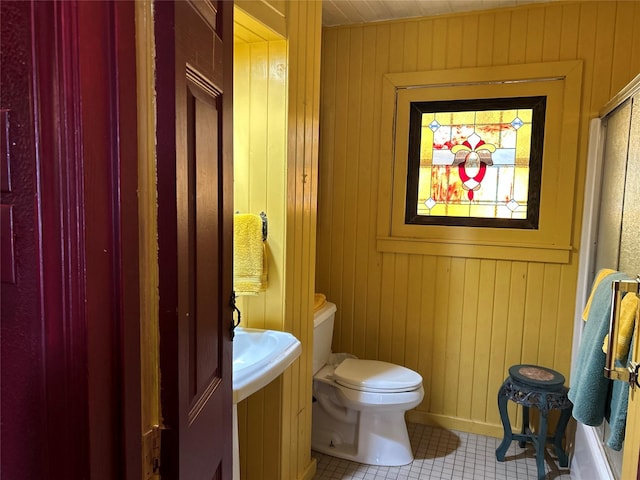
[
  {"x1": 594, "y1": 101, "x2": 631, "y2": 273},
  {"x1": 588, "y1": 80, "x2": 640, "y2": 479},
  {"x1": 187, "y1": 80, "x2": 221, "y2": 399},
  {"x1": 620, "y1": 92, "x2": 640, "y2": 480},
  {"x1": 618, "y1": 95, "x2": 640, "y2": 275},
  {"x1": 156, "y1": 1, "x2": 233, "y2": 478}
]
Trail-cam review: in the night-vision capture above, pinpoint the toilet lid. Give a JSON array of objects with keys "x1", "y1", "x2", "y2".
[{"x1": 333, "y1": 358, "x2": 422, "y2": 393}]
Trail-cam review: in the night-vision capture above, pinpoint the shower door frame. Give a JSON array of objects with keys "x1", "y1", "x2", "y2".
[{"x1": 571, "y1": 73, "x2": 640, "y2": 480}]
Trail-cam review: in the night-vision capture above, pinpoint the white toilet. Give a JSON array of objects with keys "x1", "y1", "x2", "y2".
[{"x1": 311, "y1": 301, "x2": 424, "y2": 466}]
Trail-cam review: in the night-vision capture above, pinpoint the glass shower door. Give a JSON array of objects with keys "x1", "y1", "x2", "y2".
[{"x1": 593, "y1": 90, "x2": 640, "y2": 480}]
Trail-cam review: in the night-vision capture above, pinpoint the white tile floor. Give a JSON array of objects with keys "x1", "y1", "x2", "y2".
[{"x1": 312, "y1": 423, "x2": 572, "y2": 480}]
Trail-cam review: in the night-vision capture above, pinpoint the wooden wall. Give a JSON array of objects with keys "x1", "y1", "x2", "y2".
[
  {"x1": 282, "y1": 2, "x2": 322, "y2": 477},
  {"x1": 234, "y1": 34, "x2": 287, "y2": 480},
  {"x1": 316, "y1": 0, "x2": 640, "y2": 437},
  {"x1": 234, "y1": 1, "x2": 322, "y2": 479}
]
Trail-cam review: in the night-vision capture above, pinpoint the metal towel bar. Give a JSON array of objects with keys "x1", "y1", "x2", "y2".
[
  {"x1": 605, "y1": 275, "x2": 640, "y2": 389},
  {"x1": 234, "y1": 211, "x2": 268, "y2": 241}
]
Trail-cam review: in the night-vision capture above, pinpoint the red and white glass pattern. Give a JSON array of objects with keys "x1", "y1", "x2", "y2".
[{"x1": 417, "y1": 109, "x2": 532, "y2": 219}]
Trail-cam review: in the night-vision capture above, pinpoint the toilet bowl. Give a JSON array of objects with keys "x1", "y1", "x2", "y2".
[{"x1": 311, "y1": 301, "x2": 424, "y2": 466}]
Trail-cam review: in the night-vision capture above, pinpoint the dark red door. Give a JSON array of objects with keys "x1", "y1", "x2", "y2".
[{"x1": 155, "y1": 2, "x2": 234, "y2": 478}]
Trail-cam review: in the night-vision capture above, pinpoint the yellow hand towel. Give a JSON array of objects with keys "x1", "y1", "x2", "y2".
[
  {"x1": 583, "y1": 268, "x2": 617, "y2": 320},
  {"x1": 314, "y1": 293, "x2": 327, "y2": 312},
  {"x1": 234, "y1": 213, "x2": 268, "y2": 295},
  {"x1": 602, "y1": 291, "x2": 638, "y2": 361}
]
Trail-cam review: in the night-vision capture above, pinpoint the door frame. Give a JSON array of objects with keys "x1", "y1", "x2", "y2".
[{"x1": 33, "y1": 1, "x2": 141, "y2": 477}]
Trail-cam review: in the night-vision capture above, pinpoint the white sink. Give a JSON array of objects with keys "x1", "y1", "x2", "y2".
[
  {"x1": 232, "y1": 327, "x2": 302, "y2": 480},
  {"x1": 232, "y1": 327, "x2": 302, "y2": 403}
]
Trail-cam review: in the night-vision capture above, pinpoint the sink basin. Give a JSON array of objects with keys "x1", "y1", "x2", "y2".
[
  {"x1": 232, "y1": 327, "x2": 301, "y2": 479},
  {"x1": 232, "y1": 327, "x2": 302, "y2": 403}
]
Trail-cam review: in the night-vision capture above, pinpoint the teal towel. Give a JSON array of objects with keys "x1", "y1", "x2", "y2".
[
  {"x1": 568, "y1": 272, "x2": 629, "y2": 431},
  {"x1": 605, "y1": 334, "x2": 634, "y2": 451}
]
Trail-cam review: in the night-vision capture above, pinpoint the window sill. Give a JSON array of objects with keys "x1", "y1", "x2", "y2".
[{"x1": 376, "y1": 236, "x2": 571, "y2": 264}]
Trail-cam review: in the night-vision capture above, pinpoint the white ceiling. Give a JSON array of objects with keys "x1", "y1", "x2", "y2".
[{"x1": 322, "y1": 0, "x2": 556, "y2": 26}]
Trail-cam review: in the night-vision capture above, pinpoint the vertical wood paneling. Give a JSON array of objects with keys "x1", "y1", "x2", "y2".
[
  {"x1": 317, "y1": 0, "x2": 640, "y2": 440},
  {"x1": 246, "y1": 392, "x2": 265, "y2": 477},
  {"x1": 289, "y1": 5, "x2": 305, "y2": 418},
  {"x1": 328, "y1": 26, "x2": 350, "y2": 349},
  {"x1": 405, "y1": 256, "x2": 423, "y2": 370},
  {"x1": 504, "y1": 262, "x2": 528, "y2": 427},
  {"x1": 525, "y1": 7, "x2": 545, "y2": 62},
  {"x1": 234, "y1": 2, "x2": 322, "y2": 479},
  {"x1": 388, "y1": 23, "x2": 405, "y2": 73},
  {"x1": 391, "y1": 254, "x2": 409, "y2": 366},
  {"x1": 431, "y1": 18, "x2": 448, "y2": 70},
  {"x1": 522, "y1": 263, "x2": 544, "y2": 363},
  {"x1": 284, "y1": 2, "x2": 322, "y2": 478},
  {"x1": 538, "y1": 265, "x2": 561, "y2": 362},
  {"x1": 317, "y1": 28, "x2": 336, "y2": 298},
  {"x1": 430, "y1": 256, "x2": 451, "y2": 414},
  {"x1": 458, "y1": 259, "x2": 480, "y2": 420},
  {"x1": 352, "y1": 25, "x2": 377, "y2": 359},
  {"x1": 576, "y1": 2, "x2": 598, "y2": 117},
  {"x1": 416, "y1": 19, "x2": 433, "y2": 71},
  {"x1": 378, "y1": 254, "x2": 395, "y2": 362},
  {"x1": 342, "y1": 26, "x2": 363, "y2": 354},
  {"x1": 363, "y1": 23, "x2": 390, "y2": 361},
  {"x1": 508, "y1": 9, "x2": 527, "y2": 64},
  {"x1": 234, "y1": 32, "x2": 288, "y2": 480},
  {"x1": 471, "y1": 259, "x2": 496, "y2": 422},
  {"x1": 264, "y1": 41, "x2": 287, "y2": 331},
  {"x1": 476, "y1": 12, "x2": 495, "y2": 66},
  {"x1": 554, "y1": 266, "x2": 577, "y2": 370},
  {"x1": 491, "y1": 11, "x2": 510, "y2": 66},
  {"x1": 234, "y1": 38, "x2": 287, "y2": 331},
  {"x1": 590, "y1": 3, "x2": 617, "y2": 111},
  {"x1": 631, "y1": 2, "x2": 640, "y2": 77},
  {"x1": 443, "y1": 258, "x2": 465, "y2": 417},
  {"x1": 460, "y1": 15, "x2": 479, "y2": 68},
  {"x1": 418, "y1": 256, "x2": 437, "y2": 410},
  {"x1": 249, "y1": 43, "x2": 268, "y2": 208},
  {"x1": 610, "y1": 1, "x2": 636, "y2": 98},
  {"x1": 542, "y1": 5, "x2": 562, "y2": 61},
  {"x1": 263, "y1": 381, "x2": 282, "y2": 479},
  {"x1": 234, "y1": 43, "x2": 251, "y2": 214},
  {"x1": 402, "y1": 21, "x2": 418, "y2": 72},
  {"x1": 559, "y1": 3, "x2": 580, "y2": 61},
  {"x1": 505, "y1": 262, "x2": 527, "y2": 372},
  {"x1": 445, "y1": 17, "x2": 463, "y2": 69},
  {"x1": 484, "y1": 261, "x2": 511, "y2": 426}
]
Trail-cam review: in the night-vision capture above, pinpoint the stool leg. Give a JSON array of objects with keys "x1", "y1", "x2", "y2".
[
  {"x1": 519, "y1": 406, "x2": 530, "y2": 448},
  {"x1": 496, "y1": 384, "x2": 512, "y2": 462},
  {"x1": 553, "y1": 407, "x2": 572, "y2": 468},
  {"x1": 535, "y1": 410, "x2": 549, "y2": 480}
]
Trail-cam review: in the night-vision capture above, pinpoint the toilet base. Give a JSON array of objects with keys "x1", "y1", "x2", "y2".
[{"x1": 311, "y1": 401, "x2": 414, "y2": 466}]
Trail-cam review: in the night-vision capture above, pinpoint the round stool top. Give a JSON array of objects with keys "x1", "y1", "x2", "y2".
[{"x1": 509, "y1": 364, "x2": 565, "y2": 389}]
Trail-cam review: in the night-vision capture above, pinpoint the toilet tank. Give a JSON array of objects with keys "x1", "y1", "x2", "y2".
[{"x1": 312, "y1": 301, "x2": 337, "y2": 375}]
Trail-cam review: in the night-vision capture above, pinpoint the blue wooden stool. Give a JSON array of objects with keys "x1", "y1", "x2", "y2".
[{"x1": 496, "y1": 364, "x2": 573, "y2": 480}]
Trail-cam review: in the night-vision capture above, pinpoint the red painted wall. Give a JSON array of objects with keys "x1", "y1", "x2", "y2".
[{"x1": 1, "y1": 2, "x2": 46, "y2": 477}]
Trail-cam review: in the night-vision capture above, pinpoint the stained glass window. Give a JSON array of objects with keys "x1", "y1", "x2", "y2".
[{"x1": 405, "y1": 96, "x2": 546, "y2": 229}]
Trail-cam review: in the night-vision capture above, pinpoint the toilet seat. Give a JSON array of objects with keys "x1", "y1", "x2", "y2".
[{"x1": 333, "y1": 358, "x2": 422, "y2": 393}]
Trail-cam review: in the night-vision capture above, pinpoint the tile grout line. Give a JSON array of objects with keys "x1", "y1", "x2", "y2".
[{"x1": 312, "y1": 423, "x2": 572, "y2": 480}]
